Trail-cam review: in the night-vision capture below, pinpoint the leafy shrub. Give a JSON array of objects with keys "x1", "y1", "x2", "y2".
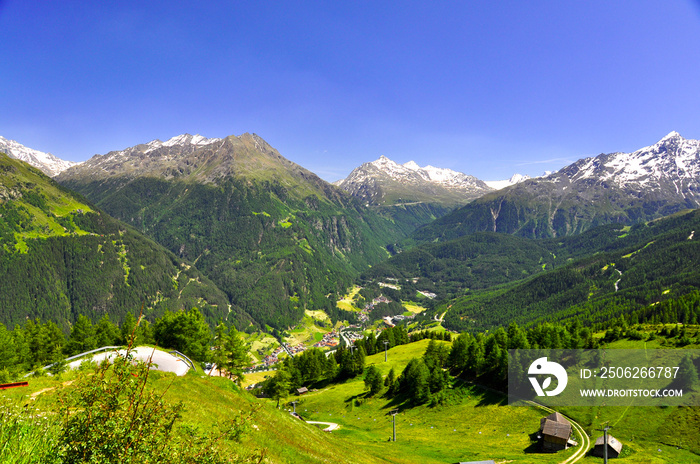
[{"x1": 56, "y1": 346, "x2": 259, "y2": 463}]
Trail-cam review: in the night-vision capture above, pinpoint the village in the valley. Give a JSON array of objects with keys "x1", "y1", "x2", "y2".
[{"x1": 245, "y1": 286, "x2": 429, "y2": 374}]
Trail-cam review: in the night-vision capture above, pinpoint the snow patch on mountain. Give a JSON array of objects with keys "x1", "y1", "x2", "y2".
[
  {"x1": 147, "y1": 134, "x2": 221, "y2": 152},
  {"x1": 0, "y1": 136, "x2": 79, "y2": 176},
  {"x1": 485, "y1": 174, "x2": 531, "y2": 190},
  {"x1": 359, "y1": 156, "x2": 488, "y2": 189}
]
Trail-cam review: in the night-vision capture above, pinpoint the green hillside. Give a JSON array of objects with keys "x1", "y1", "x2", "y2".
[
  {"x1": 438, "y1": 210, "x2": 700, "y2": 331},
  {"x1": 0, "y1": 152, "x2": 237, "y2": 330},
  {"x1": 284, "y1": 339, "x2": 700, "y2": 463},
  {"x1": 2, "y1": 356, "x2": 385, "y2": 464},
  {"x1": 362, "y1": 232, "x2": 558, "y2": 301}
]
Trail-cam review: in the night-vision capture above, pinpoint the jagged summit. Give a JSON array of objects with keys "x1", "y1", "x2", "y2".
[
  {"x1": 561, "y1": 131, "x2": 700, "y2": 190},
  {"x1": 659, "y1": 130, "x2": 681, "y2": 141},
  {"x1": 336, "y1": 155, "x2": 492, "y2": 206},
  {"x1": 157, "y1": 133, "x2": 222, "y2": 149},
  {"x1": 0, "y1": 135, "x2": 79, "y2": 177}
]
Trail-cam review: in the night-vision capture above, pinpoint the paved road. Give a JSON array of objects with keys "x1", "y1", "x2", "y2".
[{"x1": 67, "y1": 346, "x2": 191, "y2": 376}]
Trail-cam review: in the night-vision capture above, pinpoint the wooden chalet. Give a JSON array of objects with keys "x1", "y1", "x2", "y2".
[
  {"x1": 593, "y1": 434, "x2": 623, "y2": 458},
  {"x1": 296, "y1": 387, "x2": 309, "y2": 395},
  {"x1": 539, "y1": 412, "x2": 572, "y2": 451}
]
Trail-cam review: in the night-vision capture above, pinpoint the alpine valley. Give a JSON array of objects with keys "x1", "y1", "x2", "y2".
[
  {"x1": 4, "y1": 131, "x2": 700, "y2": 463},
  {"x1": 4, "y1": 130, "x2": 700, "y2": 333}
]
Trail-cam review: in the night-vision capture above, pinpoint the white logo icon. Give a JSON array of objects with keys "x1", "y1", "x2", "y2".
[{"x1": 528, "y1": 357, "x2": 568, "y2": 397}]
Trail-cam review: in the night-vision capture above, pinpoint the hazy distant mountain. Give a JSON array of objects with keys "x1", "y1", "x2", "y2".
[
  {"x1": 335, "y1": 156, "x2": 493, "y2": 207},
  {"x1": 414, "y1": 131, "x2": 700, "y2": 241},
  {"x1": 0, "y1": 135, "x2": 78, "y2": 176},
  {"x1": 57, "y1": 133, "x2": 405, "y2": 329},
  {"x1": 484, "y1": 173, "x2": 531, "y2": 190}
]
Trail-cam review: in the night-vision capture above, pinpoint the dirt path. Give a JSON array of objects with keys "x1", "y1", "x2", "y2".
[{"x1": 305, "y1": 421, "x2": 340, "y2": 432}]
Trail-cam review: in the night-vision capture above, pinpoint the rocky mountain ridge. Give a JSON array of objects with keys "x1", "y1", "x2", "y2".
[
  {"x1": 335, "y1": 155, "x2": 492, "y2": 206},
  {"x1": 0, "y1": 135, "x2": 78, "y2": 176},
  {"x1": 413, "y1": 131, "x2": 700, "y2": 241}
]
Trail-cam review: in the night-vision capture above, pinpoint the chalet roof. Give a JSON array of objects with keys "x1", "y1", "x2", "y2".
[
  {"x1": 543, "y1": 412, "x2": 570, "y2": 424},
  {"x1": 297, "y1": 387, "x2": 308, "y2": 394},
  {"x1": 540, "y1": 411, "x2": 571, "y2": 431},
  {"x1": 595, "y1": 435, "x2": 623, "y2": 454},
  {"x1": 541, "y1": 419, "x2": 572, "y2": 440}
]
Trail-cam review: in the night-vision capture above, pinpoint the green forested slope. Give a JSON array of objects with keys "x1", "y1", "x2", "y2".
[
  {"x1": 440, "y1": 210, "x2": 700, "y2": 331},
  {"x1": 0, "y1": 153, "x2": 237, "y2": 330}
]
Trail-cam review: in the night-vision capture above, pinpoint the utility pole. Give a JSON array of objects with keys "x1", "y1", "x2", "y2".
[
  {"x1": 596, "y1": 424, "x2": 613, "y2": 464},
  {"x1": 390, "y1": 409, "x2": 398, "y2": 442},
  {"x1": 383, "y1": 340, "x2": 389, "y2": 362}
]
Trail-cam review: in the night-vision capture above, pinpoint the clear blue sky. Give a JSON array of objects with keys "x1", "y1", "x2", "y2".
[{"x1": 2, "y1": 1, "x2": 700, "y2": 181}]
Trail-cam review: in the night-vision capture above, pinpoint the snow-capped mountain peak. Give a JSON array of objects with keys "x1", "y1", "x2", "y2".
[
  {"x1": 565, "y1": 131, "x2": 700, "y2": 191},
  {"x1": 145, "y1": 134, "x2": 222, "y2": 152},
  {"x1": 484, "y1": 173, "x2": 531, "y2": 190},
  {"x1": 0, "y1": 136, "x2": 79, "y2": 176},
  {"x1": 336, "y1": 155, "x2": 492, "y2": 206},
  {"x1": 659, "y1": 131, "x2": 681, "y2": 142}
]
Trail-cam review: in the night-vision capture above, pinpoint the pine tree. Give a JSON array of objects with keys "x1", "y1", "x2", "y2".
[
  {"x1": 384, "y1": 367, "x2": 397, "y2": 396},
  {"x1": 364, "y1": 365, "x2": 383, "y2": 396},
  {"x1": 94, "y1": 314, "x2": 121, "y2": 347},
  {"x1": 223, "y1": 324, "x2": 251, "y2": 384},
  {"x1": 210, "y1": 322, "x2": 230, "y2": 377},
  {"x1": 65, "y1": 315, "x2": 97, "y2": 356},
  {"x1": 678, "y1": 354, "x2": 699, "y2": 391}
]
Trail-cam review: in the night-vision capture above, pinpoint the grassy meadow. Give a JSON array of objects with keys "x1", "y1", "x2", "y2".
[{"x1": 282, "y1": 339, "x2": 700, "y2": 464}]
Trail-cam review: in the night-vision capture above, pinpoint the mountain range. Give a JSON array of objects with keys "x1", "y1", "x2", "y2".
[
  {"x1": 4, "y1": 129, "x2": 700, "y2": 333},
  {"x1": 55, "y1": 133, "x2": 406, "y2": 330},
  {"x1": 413, "y1": 131, "x2": 700, "y2": 241}
]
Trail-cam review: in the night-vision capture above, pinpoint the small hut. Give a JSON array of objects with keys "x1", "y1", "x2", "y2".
[
  {"x1": 593, "y1": 435, "x2": 623, "y2": 458},
  {"x1": 539, "y1": 412, "x2": 572, "y2": 451},
  {"x1": 296, "y1": 387, "x2": 309, "y2": 395}
]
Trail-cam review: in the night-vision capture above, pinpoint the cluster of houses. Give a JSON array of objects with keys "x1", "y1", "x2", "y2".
[
  {"x1": 283, "y1": 342, "x2": 306, "y2": 355},
  {"x1": 255, "y1": 345, "x2": 288, "y2": 369},
  {"x1": 312, "y1": 330, "x2": 340, "y2": 349},
  {"x1": 539, "y1": 411, "x2": 623, "y2": 458},
  {"x1": 358, "y1": 295, "x2": 393, "y2": 323}
]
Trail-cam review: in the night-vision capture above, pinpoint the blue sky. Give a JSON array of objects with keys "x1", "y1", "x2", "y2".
[{"x1": 2, "y1": 1, "x2": 700, "y2": 181}]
